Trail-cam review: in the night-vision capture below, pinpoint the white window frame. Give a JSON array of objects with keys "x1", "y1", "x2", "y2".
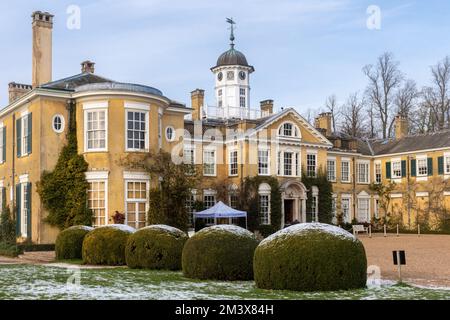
[
  {"x1": 258, "y1": 148, "x2": 270, "y2": 176},
  {"x1": 327, "y1": 158, "x2": 336, "y2": 182},
  {"x1": 203, "y1": 148, "x2": 217, "y2": 176},
  {"x1": 391, "y1": 159, "x2": 402, "y2": 179},
  {"x1": 445, "y1": 152, "x2": 450, "y2": 176},
  {"x1": 357, "y1": 160, "x2": 370, "y2": 184},
  {"x1": 341, "y1": 159, "x2": 351, "y2": 183},
  {"x1": 183, "y1": 144, "x2": 196, "y2": 165},
  {"x1": 258, "y1": 183, "x2": 271, "y2": 225},
  {"x1": 228, "y1": 149, "x2": 238, "y2": 176},
  {"x1": 341, "y1": 196, "x2": 352, "y2": 224},
  {"x1": 125, "y1": 106, "x2": 150, "y2": 152},
  {"x1": 306, "y1": 151, "x2": 317, "y2": 178},
  {"x1": 374, "y1": 197, "x2": 380, "y2": 219},
  {"x1": 84, "y1": 103, "x2": 108, "y2": 152},
  {"x1": 52, "y1": 114, "x2": 65, "y2": 134},
  {"x1": 374, "y1": 161, "x2": 382, "y2": 184},
  {"x1": 124, "y1": 176, "x2": 149, "y2": 229},
  {"x1": 86, "y1": 171, "x2": 109, "y2": 227},
  {"x1": 20, "y1": 113, "x2": 31, "y2": 157},
  {"x1": 0, "y1": 123, "x2": 4, "y2": 163},
  {"x1": 416, "y1": 155, "x2": 428, "y2": 177},
  {"x1": 277, "y1": 122, "x2": 300, "y2": 138},
  {"x1": 19, "y1": 175, "x2": 30, "y2": 238},
  {"x1": 357, "y1": 196, "x2": 370, "y2": 223}
]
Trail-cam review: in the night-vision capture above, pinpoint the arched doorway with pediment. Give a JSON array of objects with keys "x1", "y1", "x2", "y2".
[{"x1": 281, "y1": 180, "x2": 308, "y2": 227}]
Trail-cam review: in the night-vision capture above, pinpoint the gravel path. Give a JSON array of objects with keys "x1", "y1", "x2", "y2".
[{"x1": 359, "y1": 234, "x2": 450, "y2": 288}]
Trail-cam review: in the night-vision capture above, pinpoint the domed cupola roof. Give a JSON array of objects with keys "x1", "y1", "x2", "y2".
[
  {"x1": 212, "y1": 18, "x2": 254, "y2": 72},
  {"x1": 216, "y1": 47, "x2": 249, "y2": 67}
]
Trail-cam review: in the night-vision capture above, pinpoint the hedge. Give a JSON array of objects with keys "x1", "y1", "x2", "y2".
[
  {"x1": 82, "y1": 225, "x2": 135, "y2": 265},
  {"x1": 182, "y1": 225, "x2": 258, "y2": 280},
  {"x1": 55, "y1": 226, "x2": 93, "y2": 260},
  {"x1": 254, "y1": 223, "x2": 367, "y2": 292},
  {"x1": 126, "y1": 225, "x2": 188, "y2": 270}
]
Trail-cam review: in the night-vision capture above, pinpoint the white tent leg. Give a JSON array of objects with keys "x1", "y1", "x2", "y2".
[{"x1": 229, "y1": 217, "x2": 232, "y2": 225}]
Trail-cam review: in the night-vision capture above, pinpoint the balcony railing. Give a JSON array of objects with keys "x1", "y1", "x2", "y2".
[{"x1": 205, "y1": 106, "x2": 265, "y2": 120}]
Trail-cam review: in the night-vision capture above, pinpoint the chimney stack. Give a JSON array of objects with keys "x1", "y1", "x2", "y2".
[
  {"x1": 32, "y1": 11, "x2": 54, "y2": 88},
  {"x1": 314, "y1": 112, "x2": 333, "y2": 136},
  {"x1": 260, "y1": 100, "x2": 274, "y2": 116},
  {"x1": 8, "y1": 82, "x2": 32, "y2": 104},
  {"x1": 191, "y1": 89, "x2": 205, "y2": 121},
  {"x1": 395, "y1": 114, "x2": 409, "y2": 140},
  {"x1": 81, "y1": 60, "x2": 95, "y2": 74}
]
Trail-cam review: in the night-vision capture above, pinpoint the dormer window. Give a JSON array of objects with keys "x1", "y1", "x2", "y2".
[{"x1": 278, "y1": 122, "x2": 299, "y2": 138}]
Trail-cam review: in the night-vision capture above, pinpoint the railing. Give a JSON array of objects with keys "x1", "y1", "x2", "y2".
[{"x1": 205, "y1": 106, "x2": 264, "y2": 120}]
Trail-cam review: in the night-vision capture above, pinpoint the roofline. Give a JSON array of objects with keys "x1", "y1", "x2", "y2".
[{"x1": 372, "y1": 146, "x2": 450, "y2": 158}]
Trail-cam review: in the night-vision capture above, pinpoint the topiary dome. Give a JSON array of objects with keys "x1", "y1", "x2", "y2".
[
  {"x1": 55, "y1": 225, "x2": 94, "y2": 260},
  {"x1": 125, "y1": 225, "x2": 188, "y2": 270},
  {"x1": 253, "y1": 223, "x2": 367, "y2": 292},
  {"x1": 182, "y1": 225, "x2": 259, "y2": 281}
]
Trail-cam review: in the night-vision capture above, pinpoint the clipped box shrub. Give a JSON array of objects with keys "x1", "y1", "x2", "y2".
[
  {"x1": 182, "y1": 225, "x2": 258, "y2": 280},
  {"x1": 254, "y1": 223, "x2": 367, "y2": 292},
  {"x1": 82, "y1": 224, "x2": 135, "y2": 265},
  {"x1": 126, "y1": 225, "x2": 188, "y2": 270},
  {"x1": 55, "y1": 225, "x2": 93, "y2": 260}
]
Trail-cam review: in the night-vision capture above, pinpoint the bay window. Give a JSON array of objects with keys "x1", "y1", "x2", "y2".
[{"x1": 85, "y1": 109, "x2": 107, "y2": 152}]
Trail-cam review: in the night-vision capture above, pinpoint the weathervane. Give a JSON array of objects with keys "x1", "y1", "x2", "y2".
[{"x1": 226, "y1": 17, "x2": 236, "y2": 48}]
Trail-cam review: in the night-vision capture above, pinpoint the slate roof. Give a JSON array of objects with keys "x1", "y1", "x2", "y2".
[
  {"x1": 40, "y1": 72, "x2": 115, "y2": 91},
  {"x1": 369, "y1": 130, "x2": 450, "y2": 155}
]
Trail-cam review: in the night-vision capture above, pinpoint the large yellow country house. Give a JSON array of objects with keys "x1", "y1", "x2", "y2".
[{"x1": 1, "y1": 12, "x2": 450, "y2": 244}]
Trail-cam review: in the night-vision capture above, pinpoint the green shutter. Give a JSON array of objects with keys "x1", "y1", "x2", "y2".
[
  {"x1": 16, "y1": 118, "x2": 21, "y2": 158},
  {"x1": 438, "y1": 156, "x2": 444, "y2": 175},
  {"x1": 411, "y1": 159, "x2": 417, "y2": 177},
  {"x1": 428, "y1": 158, "x2": 433, "y2": 176},
  {"x1": 2, "y1": 126, "x2": 5, "y2": 162},
  {"x1": 386, "y1": 162, "x2": 391, "y2": 179},
  {"x1": 401, "y1": 160, "x2": 407, "y2": 177},
  {"x1": 26, "y1": 183, "x2": 32, "y2": 240},
  {"x1": 16, "y1": 184, "x2": 21, "y2": 237},
  {"x1": 1, "y1": 187, "x2": 5, "y2": 210},
  {"x1": 27, "y1": 114, "x2": 32, "y2": 155}
]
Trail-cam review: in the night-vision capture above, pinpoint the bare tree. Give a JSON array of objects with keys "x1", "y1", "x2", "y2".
[
  {"x1": 392, "y1": 80, "x2": 419, "y2": 133},
  {"x1": 363, "y1": 52, "x2": 403, "y2": 139},
  {"x1": 422, "y1": 56, "x2": 450, "y2": 131},
  {"x1": 325, "y1": 95, "x2": 339, "y2": 133},
  {"x1": 340, "y1": 93, "x2": 366, "y2": 138},
  {"x1": 304, "y1": 108, "x2": 318, "y2": 125}
]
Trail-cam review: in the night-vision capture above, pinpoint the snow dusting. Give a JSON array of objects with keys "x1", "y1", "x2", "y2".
[
  {"x1": 260, "y1": 223, "x2": 356, "y2": 247},
  {"x1": 66, "y1": 225, "x2": 94, "y2": 232},
  {"x1": 197, "y1": 224, "x2": 255, "y2": 238},
  {"x1": 141, "y1": 225, "x2": 186, "y2": 237},
  {"x1": 98, "y1": 224, "x2": 136, "y2": 233}
]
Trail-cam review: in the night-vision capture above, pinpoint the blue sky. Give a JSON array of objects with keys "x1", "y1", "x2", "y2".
[{"x1": 1, "y1": 0, "x2": 450, "y2": 114}]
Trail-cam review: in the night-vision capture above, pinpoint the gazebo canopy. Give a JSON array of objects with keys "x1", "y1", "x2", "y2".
[{"x1": 194, "y1": 201, "x2": 247, "y2": 219}]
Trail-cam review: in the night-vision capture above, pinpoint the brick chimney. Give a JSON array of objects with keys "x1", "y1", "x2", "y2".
[
  {"x1": 32, "y1": 11, "x2": 54, "y2": 88},
  {"x1": 191, "y1": 89, "x2": 205, "y2": 121},
  {"x1": 81, "y1": 60, "x2": 95, "y2": 73},
  {"x1": 8, "y1": 82, "x2": 32, "y2": 104},
  {"x1": 260, "y1": 100, "x2": 274, "y2": 116},
  {"x1": 395, "y1": 114, "x2": 408, "y2": 139},
  {"x1": 314, "y1": 112, "x2": 332, "y2": 136}
]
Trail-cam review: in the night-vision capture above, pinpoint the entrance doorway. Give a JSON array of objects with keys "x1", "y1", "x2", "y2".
[{"x1": 284, "y1": 199, "x2": 295, "y2": 225}]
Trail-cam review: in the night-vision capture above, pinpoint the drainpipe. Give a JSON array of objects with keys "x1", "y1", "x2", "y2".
[
  {"x1": 11, "y1": 113, "x2": 16, "y2": 214},
  {"x1": 352, "y1": 156, "x2": 357, "y2": 222},
  {"x1": 406, "y1": 155, "x2": 411, "y2": 228}
]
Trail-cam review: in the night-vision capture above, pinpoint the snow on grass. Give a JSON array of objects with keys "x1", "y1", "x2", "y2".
[
  {"x1": 198, "y1": 225, "x2": 255, "y2": 238},
  {"x1": 0, "y1": 265, "x2": 449, "y2": 300},
  {"x1": 260, "y1": 223, "x2": 356, "y2": 247},
  {"x1": 98, "y1": 224, "x2": 136, "y2": 233}
]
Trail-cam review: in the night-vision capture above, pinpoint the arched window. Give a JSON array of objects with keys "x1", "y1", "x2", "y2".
[
  {"x1": 258, "y1": 183, "x2": 271, "y2": 225},
  {"x1": 278, "y1": 122, "x2": 300, "y2": 138}
]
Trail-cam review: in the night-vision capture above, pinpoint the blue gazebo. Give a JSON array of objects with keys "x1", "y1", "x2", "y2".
[{"x1": 194, "y1": 201, "x2": 248, "y2": 229}]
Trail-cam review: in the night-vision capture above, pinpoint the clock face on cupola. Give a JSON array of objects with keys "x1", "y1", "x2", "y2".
[{"x1": 211, "y1": 18, "x2": 255, "y2": 119}]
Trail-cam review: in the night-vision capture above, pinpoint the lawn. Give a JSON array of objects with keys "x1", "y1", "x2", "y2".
[{"x1": 0, "y1": 264, "x2": 449, "y2": 300}]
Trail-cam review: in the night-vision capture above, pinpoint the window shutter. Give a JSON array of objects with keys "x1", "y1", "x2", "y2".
[
  {"x1": 16, "y1": 118, "x2": 21, "y2": 158},
  {"x1": 27, "y1": 114, "x2": 32, "y2": 155},
  {"x1": 438, "y1": 156, "x2": 444, "y2": 175},
  {"x1": 386, "y1": 162, "x2": 391, "y2": 179},
  {"x1": 26, "y1": 183, "x2": 32, "y2": 239},
  {"x1": 427, "y1": 158, "x2": 433, "y2": 176},
  {"x1": 411, "y1": 159, "x2": 417, "y2": 177},
  {"x1": 1, "y1": 187, "x2": 5, "y2": 209},
  {"x1": 401, "y1": 160, "x2": 407, "y2": 178},
  {"x1": 16, "y1": 184, "x2": 21, "y2": 237},
  {"x1": 2, "y1": 126, "x2": 5, "y2": 162}
]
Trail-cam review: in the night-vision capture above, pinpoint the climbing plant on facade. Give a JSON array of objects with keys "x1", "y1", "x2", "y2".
[
  {"x1": 301, "y1": 167, "x2": 333, "y2": 224},
  {"x1": 37, "y1": 101, "x2": 92, "y2": 229}
]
